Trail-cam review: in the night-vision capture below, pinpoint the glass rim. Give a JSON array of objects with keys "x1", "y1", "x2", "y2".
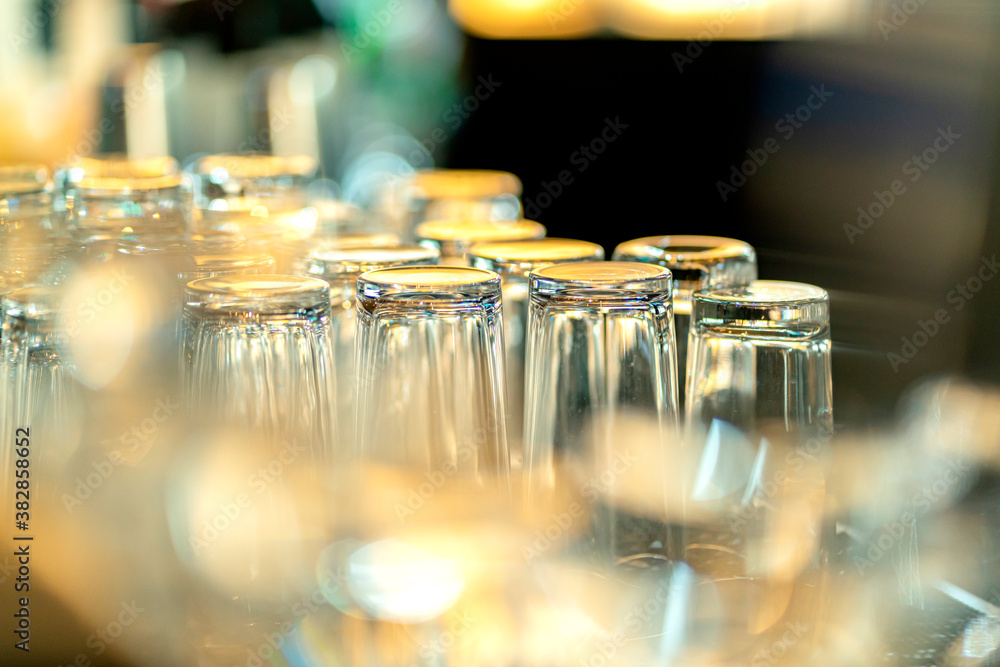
[
  {"x1": 307, "y1": 244, "x2": 439, "y2": 277},
  {"x1": 613, "y1": 235, "x2": 755, "y2": 263},
  {"x1": 191, "y1": 253, "x2": 275, "y2": 270},
  {"x1": 63, "y1": 155, "x2": 182, "y2": 192},
  {"x1": 358, "y1": 265, "x2": 500, "y2": 290},
  {"x1": 185, "y1": 274, "x2": 329, "y2": 303},
  {"x1": 2, "y1": 285, "x2": 61, "y2": 318},
  {"x1": 530, "y1": 261, "x2": 672, "y2": 290},
  {"x1": 693, "y1": 280, "x2": 828, "y2": 307},
  {"x1": 415, "y1": 219, "x2": 546, "y2": 245},
  {"x1": 0, "y1": 164, "x2": 49, "y2": 196},
  {"x1": 191, "y1": 153, "x2": 319, "y2": 179},
  {"x1": 409, "y1": 169, "x2": 522, "y2": 199},
  {"x1": 470, "y1": 238, "x2": 605, "y2": 266}
]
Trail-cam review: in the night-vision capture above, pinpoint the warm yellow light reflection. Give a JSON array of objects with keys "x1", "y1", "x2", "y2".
[{"x1": 449, "y1": 0, "x2": 871, "y2": 39}]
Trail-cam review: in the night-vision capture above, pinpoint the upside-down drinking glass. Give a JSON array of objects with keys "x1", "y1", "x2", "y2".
[
  {"x1": 469, "y1": 238, "x2": 605, "y2": 473},
  {"x1": 416, "y1": 219, "x2": 545, "y2": 266},
  {"x1": 680, "y1": 281, "x2": 833, "y2": 659},
  {"x1": 187, "y1": 153, "x2": 320, "y2": 263},
  {"x1": 58, "y1": 155, "x2": 186, "y2": 254},
  {"x1": 0, "y1": 166, "x2": 66, "y2": 329},
  {"x1": 355, "y1": 266, "x2": 509, "y2": 496},
  {"x1": 613, "y1": 236, "x2": 757, "y2": 407},
  {"x1": 686, "y1": 280, "x2": 833, "y2": 437},
  {"x1": 523, "y1": 261, "x2": 679, "y2": 566},
  {"x1": 0, "y1": 286, "x2": 81, "y2": 538},
  {"x1": 304, "y1": 244, "x2": 439, "y2": 448},
  {"x1": 182, "y1": 275, "x2": 336, "y2": 461},
  {"x1": 397, "y1": 169, "x2": 522, "y2": 238}
]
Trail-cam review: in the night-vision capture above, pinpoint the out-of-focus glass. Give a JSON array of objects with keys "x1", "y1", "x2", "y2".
[
  {"x1": 687, "y1": 280, "x2": 833, "y2": 437},
  {"x1": 401, "y1": 169, "x2": 522, "y2": 238},
  {"x1": 0, "y1": 286, "x2": 81, "y2": 535},
  {"x1": 416, "y1": 218, "x2": 545, "y2": 266},
  {"x1": 187, "y1": 153, "x2": 320, "y2": 260},
  {"x1": 522, "y1": 261, "x2": 679, "y2": 565},
  {"x1": 58, "y1": 155, "x2": 186, "y2": 252},
  {"x1": 0, "y1": 165, "x2": 66, "y2": 310},
  {"x1": 304, "y1": 244, "x2": 439, "y2": 448},
  {"x1": 182, "y1": 275, "x2": 336, "y2": 461},
  {"x1": 355, "y1": 266, "x2": 509, "y2": 496},
  {"x1": 469, "y1": 238, "x2": 605, "y2": 473},
  {"x1": 613, "y1": 235, "x2": 757, "y2": 406}
]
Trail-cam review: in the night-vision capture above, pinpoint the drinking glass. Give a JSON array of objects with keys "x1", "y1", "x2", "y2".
[
  {"x1": 0, "y1": 166, "x2": 66, "y2": 321},
  {"x1": 175, "y1": 274, "x2": 338, "y2": 646},
  {"x1": 469, "y1": 238, "x2": 605, "y2": 473},
  {"x1": 522, "y1": 261, "x2": 679, "y2": 565},
  {"x1": 0, "y1": 286, "x2": 82, "y2": 537},
  {"x1": 613, "y1": 235, "x2": 757, "y2": 406},
  {"x1": 416, "y1": 219, "x2": 545, "y2": 266},
  {"x1": 399, "y1": 169, "x2": 522, "y2": 238},
  {"x1": 355, "y1": 266, "x2": 509, "y2": 496},
  {"x1": 58, "y1": 155, "x2": 186, "y2": 255},
  {"x1": 686, "y1": 280, "x2": 832, "y2": 437},
  {"x1": 680, "y1": 282, "x2": 832, "y2": 655},
  {"x1": 304, "y1": 244, "x2": 439, "y2": 448},
  {"x1": 187, "y1": 153, "x2": 320, "y2": 262},
  {"x1": 182, "y1": 275, "x2": 336, "y2": 463}
]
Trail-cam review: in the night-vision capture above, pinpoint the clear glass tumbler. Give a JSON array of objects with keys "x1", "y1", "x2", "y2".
[
  {"x1": 613, "y1": 235, "x2": 757, "y2": 407},
  {"x1": 355, "y1": 266, "x2": 510, "y2": 496},
  {"x1": 416, "y1": 219, "x2": 546, "y2": 266},
  {"x1": 304, "y1": 244, "x2": 439, "y2": 449},
  {"x1": 469, "y1": 238, "x2": 605, "y2": 474},
  {"x1": 686, "y1": 280, "x2": 833, "y2": 437},
  {"x1": 187, "y1": 153, "x2": 320, "y2": 263},
  {"x1": 0, "y1": 286, "x2": 81, "y2": 537},
  {"x1": 400, "y1": 169, "x2": 522, "y2": 238},
  {"x1": 58, "y1": 155, "x2": 186, "y2": 254},
  {"x1": 182, "y1": 275, "x2": 337, "y2": 464},
  {"x1": 0, "y1": 165, "x2": 66, "y2": 322},
  {"x1": 523, "y1": 261, "x2": 680, "y2": 566}
]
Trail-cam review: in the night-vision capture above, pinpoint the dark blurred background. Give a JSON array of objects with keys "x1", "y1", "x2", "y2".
[{"x1": 80, "y1": 0, "x2": 1000, "y2": 422}]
